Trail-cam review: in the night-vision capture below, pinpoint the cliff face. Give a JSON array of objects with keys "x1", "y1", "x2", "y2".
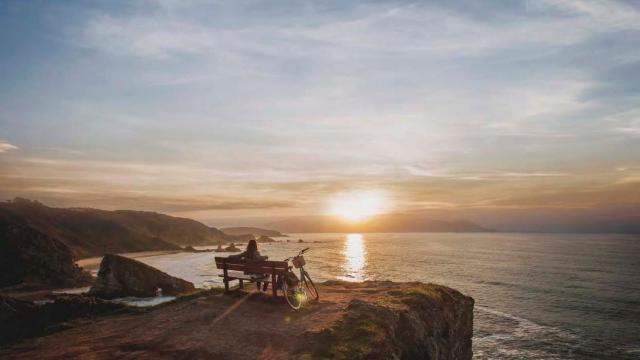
[
  {"x1": 0, "y1": 222, "x2": 93, "y2": 288},
  {"x1": 0, "y1": 281, "x2": 473, "y2": 360},
  {"x1": 297, "y1": 281, "x2": 474, "y2": 359},
  {"x1": 0, "y1": 198, "x2": 234, "y2": 258}
]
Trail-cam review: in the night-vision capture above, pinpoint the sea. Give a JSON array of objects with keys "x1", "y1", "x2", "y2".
[{"x1": 92, "y1": 233, "x2": 640, "y2": 359}]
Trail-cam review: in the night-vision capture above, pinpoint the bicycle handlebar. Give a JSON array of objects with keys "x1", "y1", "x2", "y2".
[{"x1": 284, "y1": 247, "x2": 311, "y2": 261}]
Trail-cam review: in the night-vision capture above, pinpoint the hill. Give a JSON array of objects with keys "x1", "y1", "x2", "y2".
[
  {"x1": 266, "y1": 213, "x2": 491, "y2": 233},
  {"x1": 0, "y1": 198, "x2": 235, "y2": 258},
  {"x1": 0, "y1": 222, "x2": 93, "y2": 288},
  {"x1": 221, "y1": 226, "x2": 286, "y2": 237}
]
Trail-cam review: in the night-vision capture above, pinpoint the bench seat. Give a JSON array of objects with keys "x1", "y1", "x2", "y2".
[{"x1": 215, "y1": 257, "x2": 288, "y2": 297}]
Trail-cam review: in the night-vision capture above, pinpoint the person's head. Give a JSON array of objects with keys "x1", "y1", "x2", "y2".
[{"x1": 246, "y1": 239, "x2": 258, "y2": 256}]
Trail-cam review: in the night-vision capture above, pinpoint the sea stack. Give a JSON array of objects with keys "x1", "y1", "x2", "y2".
[{"x1": 89, "y1": 254, "x2": 195, "y2": 299}]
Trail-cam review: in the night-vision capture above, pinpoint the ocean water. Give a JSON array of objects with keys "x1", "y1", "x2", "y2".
[{"x1": 128, "y1": 233, "x2": 640, "y2": 359}]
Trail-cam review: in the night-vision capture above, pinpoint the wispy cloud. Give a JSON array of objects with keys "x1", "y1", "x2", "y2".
[
  {"x1": 1, "y1": 1, "x2": 639, "y2": 218},
  {"x1": 0, "y1": 141, "x2": 18, "y2": 153}
]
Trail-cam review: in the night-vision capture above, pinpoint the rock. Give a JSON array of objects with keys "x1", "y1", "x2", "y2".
[
  {"x1": 298, "y1": 238, "x2": 304, "y2": 243},
  {"x1": 223, "y1": 243, "x2": 241, "y2": 252},
  {"x1": 0, "y1": 295, "x2": 36, "y2": 323},
  {"x1": 89, "y1": 254, "x2": 195, "y2": 299},
  {"x1": 296, "y1": 282, "x2": 474, "y2": 359},
  {"x1": 256, "y1": 235, "x2": 276, "y2": 243},
  {"x1": 1, "y1": 294, "x2": 126, "y2": 345},
  {"x1": 183, "y1": 246, "x2": 212, "y2": 253},
  {"x1": 0, "y1": 222, "x2": 93, "y2": 288},
  {"x1": 221, "y1": 227, "x2": 286, "y2": 238}
]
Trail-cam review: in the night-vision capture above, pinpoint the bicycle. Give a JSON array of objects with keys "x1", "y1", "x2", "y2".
[{"x1": 280, "y1": 247, "x2": 319, "y2": 310}]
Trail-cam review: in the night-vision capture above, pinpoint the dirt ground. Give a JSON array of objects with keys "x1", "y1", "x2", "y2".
[{"x1": 0, "y1": 281, "x2": 415, "y2": 360}]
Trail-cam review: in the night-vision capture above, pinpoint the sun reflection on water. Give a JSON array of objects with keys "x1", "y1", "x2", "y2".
[{"x1": 340, "y1": 233, "x2": 366, "y2": 281}]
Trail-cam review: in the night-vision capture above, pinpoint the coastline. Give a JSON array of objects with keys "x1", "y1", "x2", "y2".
[
  {"x1": 76, "y1": 250, "x2": 185, "y2": 273},
  {"x1": 0, "y1": 281, "x2": 474, "y2": 359}
]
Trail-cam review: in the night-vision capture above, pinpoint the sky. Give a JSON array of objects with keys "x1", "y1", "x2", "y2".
[{"x1": 0, "y1": 0, "x2": 639, "y2": 226}]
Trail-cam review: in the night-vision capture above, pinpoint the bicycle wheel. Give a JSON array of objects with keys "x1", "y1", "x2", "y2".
[
  {"x1": 282, "y1": 280, "x2": 302, "y2": 310},
  {"x1": 302, "y1": 271, "x2": 319, "y2": 301}
]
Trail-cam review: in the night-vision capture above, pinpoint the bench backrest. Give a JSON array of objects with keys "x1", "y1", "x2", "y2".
[{"x1": 215, "y1": 257, "x2": 288, "y2": 275}]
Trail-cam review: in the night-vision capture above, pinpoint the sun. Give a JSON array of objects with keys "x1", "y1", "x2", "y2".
[{"x1": 329, "y1": 191, "x2": 384, "y2": 222}]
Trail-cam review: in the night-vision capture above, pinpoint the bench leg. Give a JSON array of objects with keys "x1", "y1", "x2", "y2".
[
  {"x1": 239, "y1": 279, "x2": 244, "y2": 289},
  {"x1": 223, "y1": 263, "x2": 229, "y2": 293},
  {"x1": 272, "y1": 273, "x2": 277, "y2": 297}
]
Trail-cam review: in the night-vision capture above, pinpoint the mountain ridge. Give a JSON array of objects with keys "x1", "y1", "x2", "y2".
[
  {"x1": 265, "y1": 213, "x2": 492, "y2": 233},
  {"x1": 0, "y1": 198, "x2": 235, "y2": 258},
  {"x1": 221, "y1": 226, "x2": 286, "y2": 237}
]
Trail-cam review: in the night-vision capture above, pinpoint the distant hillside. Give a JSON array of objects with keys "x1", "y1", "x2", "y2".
[
  {"x1": 0, "y1": 198, "x2": 235, "y2": 258},
  {"x1": 221, "y1": 227, "x2": 286, "y2": 237},
  {"x1": 266, "y1": 213, "x2": 492, "y2": 233}
]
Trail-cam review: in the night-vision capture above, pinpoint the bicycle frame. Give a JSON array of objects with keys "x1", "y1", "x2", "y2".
[
  {"x1": 282, "y1": 247, "x2": 319, "y2": 308},
  {"x1": 283, "y1": 247, "x2": 309, "y2": 286}
]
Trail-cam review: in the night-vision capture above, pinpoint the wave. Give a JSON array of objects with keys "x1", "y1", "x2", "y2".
[{"x1": 474, "y1": 306, "x2": 580, "y2": 360}]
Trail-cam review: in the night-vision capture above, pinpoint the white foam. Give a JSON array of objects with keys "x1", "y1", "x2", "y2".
[
  {"x1": 474, "y1": 306, "x2": 580, "y2": 359},
  {"x1": 111, "y1": 296, "x2": 176, "y2": 307},
  {"x1": 52, "y1": 286, "x2": 91, "y2": 295}
]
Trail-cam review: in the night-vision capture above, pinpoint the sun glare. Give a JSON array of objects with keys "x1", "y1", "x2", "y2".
[{"x1": 329, "y1": 191, "x2": 384, "y2": 222}]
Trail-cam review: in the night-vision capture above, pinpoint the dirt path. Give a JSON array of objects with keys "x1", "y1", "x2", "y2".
[{"x1": 1, "y1": 281, "x2": 410, "y2": 360}]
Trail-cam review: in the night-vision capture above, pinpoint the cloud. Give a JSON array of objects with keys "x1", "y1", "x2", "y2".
[
  {"x1": 82, "y1": 15, "x2": 219, "y2": 59},
  {"x1": 1, "y1": 1, "x2": 640, "y2": 219},
  {"x1": 79, "y1": 1, "x2": 640, "y2": 62},
  {"x1": 0, "y1": 141, "x2": 18, "y2": 153}
]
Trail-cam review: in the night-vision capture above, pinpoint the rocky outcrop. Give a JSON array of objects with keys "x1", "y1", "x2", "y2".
[
  {"x1": 223, "y1": 243, "x2": 241, "y2": 252},
  {"x1": 1, "y1": 281, "x2": 473, "y2": 359},
  {"x1": 89, "y1": 254, "x2": 195, "y2": 299},
  {"x1": 296, "y1": 282, "x2": 474, "y2": 359},
  {"x1": 256, "y1": 235, "x2": 276, "y2": 243},
  {"x1": 182, "y1": 246, "x2": 213, "y2": 253},
  {"x1": 0, "y1": 222, "x2": 93, "y2": 288},
  {"x1": 0, "y1": 294, "x2": 126, "y2": 345},
  {"x1": 221, "y1": 226, "x2": 287, "y2": 237}
]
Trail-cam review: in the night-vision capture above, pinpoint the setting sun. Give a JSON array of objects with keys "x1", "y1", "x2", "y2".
[{"x1": 329, "y1": 192, "x2": 385, "y2": 221}]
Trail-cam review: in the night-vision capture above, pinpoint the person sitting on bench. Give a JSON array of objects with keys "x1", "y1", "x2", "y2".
[{"x1": 227, "y1": 239, "x2": 269, "y2": 291}]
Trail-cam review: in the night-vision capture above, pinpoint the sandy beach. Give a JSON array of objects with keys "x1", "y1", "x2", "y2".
[{"x1": 76, "y1": 250, "x2": 185, "y2": 272}]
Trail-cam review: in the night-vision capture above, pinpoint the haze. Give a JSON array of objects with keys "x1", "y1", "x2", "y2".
[{"x1": 1, "y1": 1, "x2": 639, "y2": 231}]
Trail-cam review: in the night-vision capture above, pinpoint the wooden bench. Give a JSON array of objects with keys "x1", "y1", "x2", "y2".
[{"x1": 214, "y1": 257, "x2": 288, "y2": 297}]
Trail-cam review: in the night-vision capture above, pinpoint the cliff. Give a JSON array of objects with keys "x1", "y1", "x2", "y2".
[
  {"x1": 0, "y1": 198, "x2": 235, "y2": 258},
  {"x1": 0, "y1": 294, "x2": 127, "y2": 345},
  {"x1": 0, "y1": 222, "x2": 93, "y2": 288},
  {"x1": 0, "y1": 281, "x2": 474, "y2": 359}
]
